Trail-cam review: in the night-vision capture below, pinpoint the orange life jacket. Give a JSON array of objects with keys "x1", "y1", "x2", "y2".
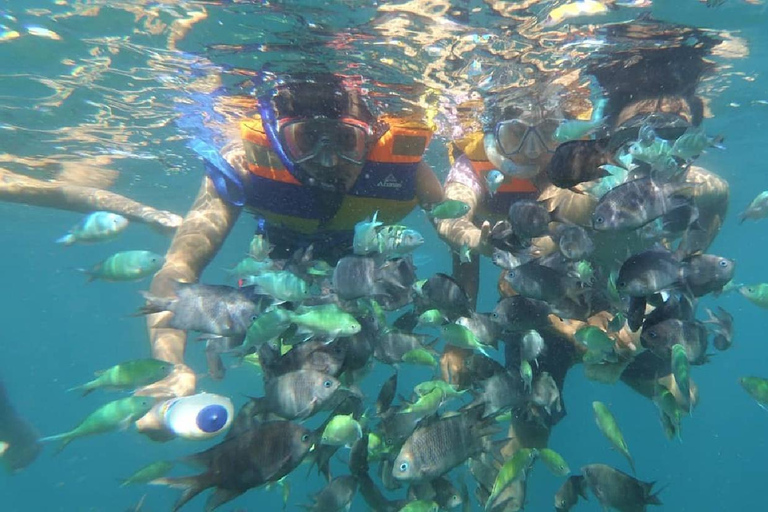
[{"x1": 226, "y1": 113, "x2": 431, "y2": 242}]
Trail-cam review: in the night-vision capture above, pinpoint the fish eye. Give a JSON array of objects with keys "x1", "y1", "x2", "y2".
[
  {"x1": 718, "y1": 260, "x2": 729, "y2": 267},
  {"x1": 594, "y1": 216, "x2": 604, "y2": 225},
  {"x1": 618, "y1": 281, "x2": 626, "y2": 288},
  {"x1": 323, "y1": 380, "x2": 333, "y2": 388},
  {"x1": 399, "y1": 462, "x2": 409, "y2": 472},
  {"x1": 302, "y1": 434, "x2": 310, "y2": 442},
  {"x1": 648, "y1": 330, "x2": 657, "y2": 339}
]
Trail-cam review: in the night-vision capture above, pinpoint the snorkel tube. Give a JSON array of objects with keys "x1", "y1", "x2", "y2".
[{"x1": 483, "y1": 133, "x2": 540, "y2": 179}]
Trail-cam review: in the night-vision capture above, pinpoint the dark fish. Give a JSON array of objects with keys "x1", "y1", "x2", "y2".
[
  {"x1": 258, "y1": 340, "x2": 347, "y2": 381},
  {"x1": 348, "y1": 435, "x2": 370, "y2": 476},
  {"x1": 343, "y1": 328, "x2": 375, "y2": 372},
  {"x1": 581, "y1": 464, "x2": 662, "y2": 512},
  {"x1": 357, "y1": 472, "x2": 404, "y2": 512},
  {"x1": 409, "y1": 476, "x2": 464, "y2": 510},
  {"x1": 392, "y1": 410, "x2": 495, "y2": 482},
  {"x1": 704, "y1": 306, "x2": 733, "y2": 351},
  {"x1": 263, "y1": 370, "x2": 341, "y2": 419},
  {"x1": 556, "y1": 224, "x2": 595, "y2": 260},
  {"x1": 547, "y1": 139, "x2": 614, "y2": 189},
  {"x1": 642, "y1": 293, "x2": 695, "y2": 331},
  {"x1": 504, "y1": 261, "x2": 581, "y2": 304},
  {"x1": 626, "y1": 296, "x2": 647, "y2": 332},
  {"x1": 555, "y1": 475, "x2": 588, "y2": 512},
  {"x1": 376, "y1": 372, "x2": 398, "y2": 416},
  {"x1": 531, "y1": 371, "x2": 563, "y2": 423},
  {"x1": 466, "y1": 370, "x2": 527, "y2": 417},
  {"x1": 508, "y1": 199, "x2": 552, "y2": 239},
  {"x1": 648, "y1": 196, "x2": 699, "y2": 238},
  {"x1": 138, "y1": 283, "x2": 271, "y2": 338},
  {"x1": 681, "y1": 254, "x2": 735, "y2": 297},
  {"x1": 417, "y1": 273, "x2": 473, "y2": 320},
  {"x1": 617, "y1": 248, "x2": 682, "y2": 297},
  {"x1": 374, "y1": 330, "x2": 434, "y2": 365},
  {"x1": 641, "y1": 318, "x2": 709, "y2": 364},
  {"x1": 491, "y1": 296, "x2": 552, "y2": 334},
  {"x1": 304, "y1": 475, "x2": 358, "y2": 512},
  {"x1": 333, "y1": 256, "x2": 415, "y2": 308},
  {"x1": 378, "y1": 407, "x2": 427, "y2": 449},
  {"x1": 592, "y1": 177, "x2": 691, "y2": 231},
  {"x1": 154, "y1": 421, "x2": 315, "y2": 511}
]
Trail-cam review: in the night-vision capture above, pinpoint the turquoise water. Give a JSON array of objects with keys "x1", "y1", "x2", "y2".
[{"x1": 1, "y1": 0, "x2": 768, "y2": 510}]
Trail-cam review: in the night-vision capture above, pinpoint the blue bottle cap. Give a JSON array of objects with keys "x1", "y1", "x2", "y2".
[{"x1": 196, "y1": 404, "x2": 228, "y2": 433}]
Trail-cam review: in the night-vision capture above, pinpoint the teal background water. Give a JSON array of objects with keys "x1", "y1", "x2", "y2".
[{"x1": 1, "y1": 1, "x2": 768, "y2": 510}]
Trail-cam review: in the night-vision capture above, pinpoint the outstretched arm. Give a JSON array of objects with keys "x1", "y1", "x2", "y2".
[
  {"x1": 0, "y1": 168, "x2": 182, "y2": 232},
  {"x1": 136, "y1": 175, "x2": 241, "y2": 439}
]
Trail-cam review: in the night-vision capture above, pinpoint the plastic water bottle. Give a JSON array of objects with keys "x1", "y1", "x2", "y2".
[{"x1": 160, "y1": 393, "x2": 234, "y2": 440}]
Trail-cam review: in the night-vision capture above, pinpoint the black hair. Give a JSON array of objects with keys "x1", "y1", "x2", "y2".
[
  {"x1": 270, "y1": 73, "x2": 375, "y2": 125},
  {"x1": 586, "y1": 19, "x2": 721, "y2": 127}
]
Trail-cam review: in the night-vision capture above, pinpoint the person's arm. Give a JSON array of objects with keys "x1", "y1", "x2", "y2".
[
  {"x1": 0, "y1": 168, "x2": 182, "y2": 233},
  {"x1": 135, "y1": 175, "x2": 241, "y2": 438},
  {"x1": 432, "y1": 157, "x2": 492, "y2": 254}
]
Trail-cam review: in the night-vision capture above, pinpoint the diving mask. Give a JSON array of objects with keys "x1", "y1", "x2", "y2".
[
  {"x1": 494, "y1": 118, "x2": 561, "y2": 159},
  {"x1": 277, "y1": 116, "x2": 372, "y2": 167}
]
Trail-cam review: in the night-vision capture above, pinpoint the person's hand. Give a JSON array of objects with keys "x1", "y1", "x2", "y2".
[
  {"x1": 134, "y1": 363, "x2": 196, "y2": 441},
  {"x1": 146, "y1": 210, "x2": 183, "y2": 235}
]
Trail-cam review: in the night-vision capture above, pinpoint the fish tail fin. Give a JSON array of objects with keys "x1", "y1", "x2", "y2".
[
  {"x1": 628, "y1": 456, "x2": 636, "y2": 475},
  {"x1": 133, "y1": 292, "x2": 173, "y2": 317},
  {"x1": 205, "y1": 488, "x2": 245, "y2": 512},
  {"x1": 66, "y1": 383, "x2": 95, "y2": 397},
  {"x1": 644, "y1": 481, "x2": 665, "y2": 506},
  {"x1": 39, "y1": 433, "x2": 74, "y2": 455},
  {"x1": 151, "y1": 474, "x2": 213, "y2": 512},
  {"x1": 55, "y1": 234, "x2": 75, "y2": 245}
]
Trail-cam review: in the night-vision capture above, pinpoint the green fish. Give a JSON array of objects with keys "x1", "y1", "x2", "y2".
[
  {"x1": 227, "y1": 257, "x2": 274, "y2": 278},
  {"x1": 56, "y1": 211, "x2": 129, "y2": 246},
  {"x1": 353, "y1": 210, "x2": 384, "y2": 255},
  {"x1": 654, "y1": 385, "x2": 684, "y2": 442},
  {"x1": 289, "y1": 304, "x2": 362, "y2": 339},
  {"x1": 539, "y1": 447, "x2": 570, "y2": 477},
  {"x1": 575, "y1": 326, "x2": 617, "y2": 364},
  {"x1": 120, "y1": 460, "x2": 174, "y2": 487},
  {"x1": 367, "y1": 432, "x2": 390, "y2": 461},
  {"x1": 571, "y1": 259, "x2": 595, "y2": 286},
  {"x1": 321, "y1": 414, "x2": 363, "y2": 447},
  {"x1": 402, "y1": 348, "x2": 438, "y2": 367},
  {"x1": 81, "y1": 250, "x2": 164, "y2": 282},
  {"x1": 592, "y1": 401, "x2": 635, "y2": 474},
  {"x1": 417, "y1": 309, "x2": 447, "y2": 328},
  {"x1": 249, "y1": 270, "x2": 310, "y2": 301},
  {"x1": 554, "y1": 117, "x2": 605, "y2": 143},
  {"x1": 376, "y1": 225, "x2": 425, "y2": 256},
  {"x1": 440, "y1": 323, "x2": 491, "y2": 357},
  {"x1": 739, "y1": 283, "x2": 768, "y2": 308},
  {"x1": 400, "y1": 388, "x2": 445, "y2": 416},
  {"x1": 398, "y1": 500, "x2": 439, "y2": 512},
  {"x1": 429, "y1": 200, "x2": 471, "y2": 219},
  {"x1": 41, "y1": 396, "x2": 156, "y2": 452},
  {"x1": 414, "y1": 380, "x2": 465, "y2": 399},
  {"x1": 671, "y1": 344, "x2": 691, "y2": 412},
  {"x1": 520, "y1": 360, "x2": 533, "y2": 392},
  {"x1": 68, "y1": 359, "x2": 173, "y2": 396},
  {"x1": 241, "y1": 307, "x2": 293, "y2": 352},
  {"x1": 458, "y1": 243, "x2": 472, "y2": 264},
  {"x1": 670, "y1": 126, "x2": 724, "y2": 161},
  {"x1": 740, "y1": 376, "x2": 768, "y2": 410},
  {"x1": 487, "y1": 448, "x2": 537, "y2": 510}
]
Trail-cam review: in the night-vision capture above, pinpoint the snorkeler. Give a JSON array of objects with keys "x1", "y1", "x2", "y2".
[
  {"x1": 135, "y1": 73, "x2": 443, "y2": 438},
  {"x1": 435, "y1": 18, "x2": 730, "y2": 458}
]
